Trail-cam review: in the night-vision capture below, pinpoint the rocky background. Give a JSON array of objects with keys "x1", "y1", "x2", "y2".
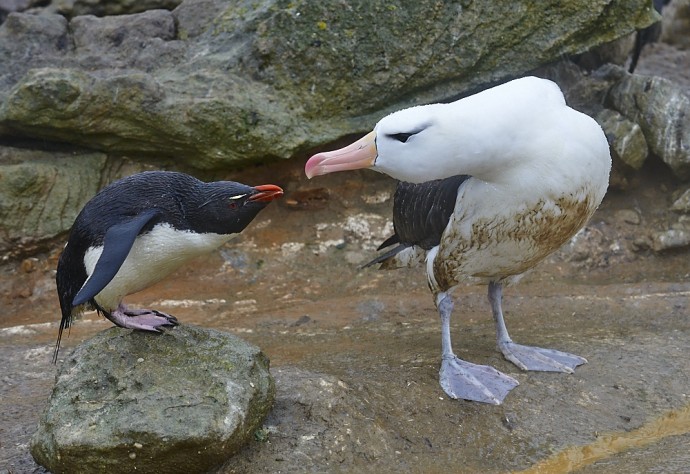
[
  {"x1": 2, "y1": 0, "x2": 689, "y2": 259},
  {"x1": 2, "y1": 0, "x2": 690, "y2": 472}
]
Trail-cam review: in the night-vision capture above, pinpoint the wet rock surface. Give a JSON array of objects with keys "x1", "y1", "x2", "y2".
[
  {"x1": 0, "y1": 1, "x2": 689, "y2": 472},
  {"x1": 1, "y1": 156, "x2": 690, "y2": 473},
  {"x1": 30, "y1": 325, "x2": 274, "y2": 474}
]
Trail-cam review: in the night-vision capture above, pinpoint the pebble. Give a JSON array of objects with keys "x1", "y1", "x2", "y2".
[
  {"x1": 652, "y1": 229, "x2": 690, "y2": 251},
  {"x1": 632, "y1": 236, "x2": 652, "y2": 251},
  {"x1": 615, "y1": 209, "x2": 641, "y2": 225},
  {"x1": 20, "y1": 258, "x2": 37, "y2": 273},
  {"x1": 671, "y1": 188, "x2": 690, "y2": 213}
]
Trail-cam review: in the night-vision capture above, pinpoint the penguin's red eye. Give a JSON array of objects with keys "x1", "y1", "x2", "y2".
[{"x1": 229, "y1": 202, "x2": 238, "y2": 210}]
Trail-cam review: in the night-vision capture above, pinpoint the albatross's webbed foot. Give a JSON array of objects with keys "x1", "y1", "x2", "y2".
[
  {"x1": 498, "y1": 341, "x2": 587, "y2": 373},
  {"x1": 436, "y1": 290, "x2": 519, "y2": 404},
  {"x1": 488, "y1": 281, "x2": 587, "y2": 374},
  {"x1": 106, "y1": 304, "x2": 179, "y2": 332},
  {"x1": 440, "y1": 355, "x2": 519, "y2": 405}
]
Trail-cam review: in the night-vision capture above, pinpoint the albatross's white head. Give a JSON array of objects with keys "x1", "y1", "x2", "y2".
[
  {"x1": 304, "y1": 102, "x2": 458, "y2": 183},
  {"x1": 304, "y1": 76, "x2": 592, "y2": 184}
]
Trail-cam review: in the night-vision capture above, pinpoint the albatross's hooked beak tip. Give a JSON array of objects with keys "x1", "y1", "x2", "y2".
[
  {"x1": 304, "y1": 154, "x2": 328, "y2": 179},
  {"x1": 304, "y1": 131, "x2": 377, "y2": 179},
  {"x1": 249, "y1": 184, "x2": 284, "y2": 203}
]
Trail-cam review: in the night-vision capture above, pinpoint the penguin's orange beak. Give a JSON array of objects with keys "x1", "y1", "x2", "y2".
[{"x1": 249, "y1": 184, "x2": 284, "y2": 203}]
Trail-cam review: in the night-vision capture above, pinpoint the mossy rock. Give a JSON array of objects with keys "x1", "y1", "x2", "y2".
[{"x1": 31, "y1": 324, "x2": 275, "y2": 474}]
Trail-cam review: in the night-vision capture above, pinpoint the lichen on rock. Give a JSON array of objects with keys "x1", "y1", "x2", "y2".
[
  {"x1": 0, "y1": 0, "x2": 660, "y2": 169},
  {"x1": 30, "y1": 325, "x2": 275, "y2": 474}
]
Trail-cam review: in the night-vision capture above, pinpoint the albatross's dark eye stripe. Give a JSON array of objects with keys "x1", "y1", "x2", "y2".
[
  {"x1": 388, "y1": 132, "x2": 415, "y2": 143},
  {"x1": 387, "y1": 124, "x2": 429, "y2": 143}
]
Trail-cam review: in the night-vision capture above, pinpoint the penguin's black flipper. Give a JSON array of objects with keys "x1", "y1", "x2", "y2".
[{"x1": 72, "y1": 209, "x2": 161, "y2": 307}]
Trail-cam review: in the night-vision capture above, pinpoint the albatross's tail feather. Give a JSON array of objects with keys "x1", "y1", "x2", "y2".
[{"x1": 361, "y1": 243, "x2": 409, "y2": 268}]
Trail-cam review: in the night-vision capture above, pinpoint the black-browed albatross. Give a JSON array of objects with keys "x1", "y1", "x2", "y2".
[{"x1": 304, "y1": 76, "x2": 611, "y2": 404}]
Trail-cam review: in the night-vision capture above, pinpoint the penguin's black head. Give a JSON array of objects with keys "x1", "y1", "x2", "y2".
[{"x1": 191, "y1": 181, "x2": 283, "y2": 235}]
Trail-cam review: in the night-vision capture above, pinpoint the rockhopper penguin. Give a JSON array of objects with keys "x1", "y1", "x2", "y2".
[
  {"x1": 305, "y1": 77, "x2": 611, "y2": 404},
  {"x1": 54, "y1": 171, "x2": 283, "y2": 362}
]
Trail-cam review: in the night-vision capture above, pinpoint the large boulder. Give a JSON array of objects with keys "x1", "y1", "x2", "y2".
[
  {"x1": 46, "y1": 0, "x2": 184, "y2": 17},
  {"x1": 538, "y1": 61, "x2": 690, "y2": 185},
  {"x1": 0, "y1": 0, "x2": 182, "y2": 21},
  {"x1": 0, "y1": 147, "x2": 106, "y2": 256},
  {"x1": 0, "y1": 0, "x2": 659, "y2": 170},
  {"x1": 30, "y1": 325, "x2": 275, "y2": 473},
  {"x1": 605, "y1": 67, "x2": 690, "y2": 179},
  {"x1": 594, "y1": 108, "x2": 648, "y2": 190},
  {"x1": 0, "y1": 147, "x2": 149, "y2": 257}
]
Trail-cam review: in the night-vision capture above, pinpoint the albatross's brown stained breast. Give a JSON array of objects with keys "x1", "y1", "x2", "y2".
[{"x1": 433, "y1": 190, "x2": 596, "y2": 292}]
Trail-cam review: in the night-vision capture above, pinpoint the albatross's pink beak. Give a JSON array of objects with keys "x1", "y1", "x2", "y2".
[{"x1": 305, "y1": 131, "x2": 377, "y2": 179}]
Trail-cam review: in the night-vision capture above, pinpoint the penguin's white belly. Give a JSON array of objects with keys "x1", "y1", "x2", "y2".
[{"x1": 82, "y1": 223, "x2": 232, "y2": 311}]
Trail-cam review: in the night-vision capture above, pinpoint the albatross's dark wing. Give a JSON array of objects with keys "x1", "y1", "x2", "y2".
[{"x1": 363, "y1": 175, "x2": 469, "y2": 268}]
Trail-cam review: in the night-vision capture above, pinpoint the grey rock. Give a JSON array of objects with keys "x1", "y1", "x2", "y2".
[
  {"x1": 633, "y1": 41, "x2": 690, "y2": 93},
  {"x1": 0, "y1": 13, "x2": 70, "y2": 96},
  {"x1": 595, "y1": 109, "x2": 648, "y2": 171},
  {"x1": 0, "y1": 0, "x2": 45, "y2": 23},
  {"x1": 605, "y1": 69, "x2": 690, "y2": 179},
  {"x1": 671, "y1": 188, "x2": 690, "y2": 213},
  {"x1": 615, "y1": 209, "x2": 642, "y2": 225},
  {"x1": 594, "y1": 107, "x2": 648, "y2": 190},
  {"x1": 43, "y1": 0, "x2": 183, "y2": 18},
  {"x1": 221, "y1": 366, "x2": 390, "y2": 473},
  {"x1": 652, "y1": 228, "x2": 690, "y2": 251},
  {"x1": 0, "y1": 0, "x2": 181, "y2": 18},
  {"x1": 70, "y1": 9, "x2": 178, "y2": 62},
  {"x1": 0, "y1": 147, "x2": 106, "y2": 257},
  {"x1": 0, "y1": 147, "x2": 151, "y2": 258},
  {"x1": 576, "y1": 33, "x2": 637, "y2": 71},
  {"x1": 0, "y1": 0, "x2": 33, "y2": 17},
  {"x1": 0, "y1": 0, "x2": 659, "y2": 170},
  {"x1": 30, "y1": 325, "x2": 275, "y2": 474}
]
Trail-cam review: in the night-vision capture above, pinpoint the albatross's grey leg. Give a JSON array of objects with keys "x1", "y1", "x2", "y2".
[
  {"x1": 104, "y1": 303, "x2": 179, "y2": 332},
  {"x1": 489, "y1": 281, "x2": 587, "y2": 372},
  {"x1": 437, "y1": 291, "x2": 519, "y2": 405}
]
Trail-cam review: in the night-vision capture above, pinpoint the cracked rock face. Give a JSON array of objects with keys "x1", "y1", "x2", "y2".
[
  {"x1": 0, "y1": 0, "x2": 658, "y2": 168},
  {"x1": 30, "y1": 325, "x2": 275, "y2": 474},
  {"x1": 606, "y1": 72, "x2": 690, "y2": 179}
]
